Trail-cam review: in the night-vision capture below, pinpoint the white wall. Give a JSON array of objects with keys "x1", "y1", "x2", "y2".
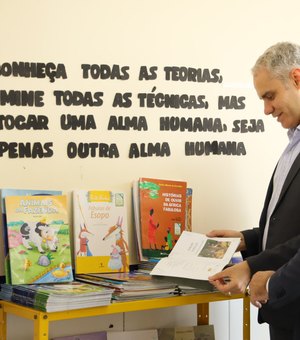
[{"x1": 1, "y1": 0, "x2": 298, "y2": 338}]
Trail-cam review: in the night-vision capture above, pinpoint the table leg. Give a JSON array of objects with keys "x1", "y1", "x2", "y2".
[
  {"x1": 243, "y1": 295, "x2": 251, "y2": 340},
  {"x1": 0, "y1": 304, "x2": 7, "y2": 340},
  {"x1": 197, "y1": 303, "x2": 209, "y2": 325},
  {"x1": 33, "y1": 312, "x2": 49, "y2": 340}
]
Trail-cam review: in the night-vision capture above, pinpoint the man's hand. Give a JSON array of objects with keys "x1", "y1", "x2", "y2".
[
  {"x1": 206, "y1": 229, "x2": 246, "y2": 252},
  {"x1": 249, "y1": 271, "x2": 275, "y2": 308},
  {"x1": 208, "y1": 261, "x2": 251, "y2": 295}
]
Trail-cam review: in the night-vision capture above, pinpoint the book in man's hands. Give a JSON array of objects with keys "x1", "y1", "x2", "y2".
[{"x1": 150, "y1": 231, "x2": 240, "y2": 284}]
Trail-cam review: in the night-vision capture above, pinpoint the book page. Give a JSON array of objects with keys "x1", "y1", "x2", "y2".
[{"x1": 150, "y1": 231, "x2": 240, "y2": 281}]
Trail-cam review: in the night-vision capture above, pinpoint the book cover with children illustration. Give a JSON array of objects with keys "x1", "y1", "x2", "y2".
[
  {"x1": 73, "y1": 190, "x2": 129, "y2": 274},
  {"x1": 0, "y1": 188, "x2": 62, "y2": 282},
  {"x1": 5, "y1": 195, "x2": 73, "y2": 284},
  {"x1": 138, "y1": 178, "x2": 187, "y2": 260}
]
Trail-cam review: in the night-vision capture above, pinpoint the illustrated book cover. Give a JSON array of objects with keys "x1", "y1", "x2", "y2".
[
  {"x1": 134, "y1": 177, "x2": 187, "y2": 260},
  {"x1": 150, "y1": 231, "x2": 240, "y2": 282},
  {"x1": 0, "y1": 188, "x2": 62, "y2": 280},
  {"x1": 5, "y1": 194, "x2": 73, "y2": 284},
  {"x1": 73, "y1": 190, "x2": 129, "y2": 274}
]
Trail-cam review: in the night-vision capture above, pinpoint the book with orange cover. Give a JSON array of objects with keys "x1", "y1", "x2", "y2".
[{"x1": 137, "y1": 177, "x2": 187, "y2": 260}]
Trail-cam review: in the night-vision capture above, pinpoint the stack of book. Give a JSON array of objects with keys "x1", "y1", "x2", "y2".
[
  {"x1": 0, "y1": 281, "x2": 113, "y2": 312},
  {"x1": 76, "y1": 271, "x2": 178, "y2": 301}
]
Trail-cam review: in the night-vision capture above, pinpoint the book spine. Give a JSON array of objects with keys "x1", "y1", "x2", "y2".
[
  {"x1": 33, "y1": 292, "x2": 48, "y2": 311},
  {"x1": 11, "y1": 286, "x2": 36, "y2": 308}
]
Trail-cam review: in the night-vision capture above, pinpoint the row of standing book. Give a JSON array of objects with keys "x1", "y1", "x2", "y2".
[
  {"x1": 0, "y1": 178, "x2": 206, "y2": 312},
  {"x1": 1, "y1": 177, "x2": 191, "y2": 284}
]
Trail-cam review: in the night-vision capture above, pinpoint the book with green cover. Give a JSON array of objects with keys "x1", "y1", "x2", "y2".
[
  {"x1": 0, "y1": 188, "x2": 62, "y2": 281},
  {"x1": 5, "y1": 195, "x2": 73, "y2": 284}
]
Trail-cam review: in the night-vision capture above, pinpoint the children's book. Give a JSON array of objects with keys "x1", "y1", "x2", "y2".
[
  {"x1": 134, "y1": 178, "x2": 187, "y2": 260},
  {"x1": 0, "y1": 188, "x2": 62, "y2": 280},
  {"x1": 150, "y1": 231, "x2": 240, "y2": 282},
  {"x1": 5, "y1": 195, "x2": 73, "y2": 284},
  {"x1": 73, "y1": 190, "x2": 129, "y2": 274}
]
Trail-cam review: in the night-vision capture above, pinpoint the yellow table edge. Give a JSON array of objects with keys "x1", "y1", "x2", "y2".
[{"x1": 0, "y1": 292, "x2": 250, "y2": 340}]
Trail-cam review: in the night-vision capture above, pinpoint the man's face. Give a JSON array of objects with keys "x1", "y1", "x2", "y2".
[{"x1": 253, "y1": 67, "x2": 300, "y2": 129}]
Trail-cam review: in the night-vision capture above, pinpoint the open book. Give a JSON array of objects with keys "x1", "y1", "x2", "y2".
[{"x1": 150, "y1": 231, "x2": 240, "y2": 281}]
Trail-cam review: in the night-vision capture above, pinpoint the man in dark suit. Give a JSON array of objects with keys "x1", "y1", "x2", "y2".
[
  {"x1": 207, "y1": 41, "x2": 300, "y2": 340},
  {"x1": 249, "y1": 249, "x2": 300, "y2": 309},
  {"x1": 249, "y1": 248, "x2": 300, "y2": 339}
]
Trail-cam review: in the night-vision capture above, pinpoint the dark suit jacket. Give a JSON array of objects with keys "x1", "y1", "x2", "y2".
[
  {"x1": 241, "y1": 152, "x2": 300, "y2": 329},
  {"x1": 268, "y1": 248, "x2": 300, "y2": 308}
]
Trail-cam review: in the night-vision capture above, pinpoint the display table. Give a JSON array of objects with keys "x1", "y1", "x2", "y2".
[{"x1": 0, "y1": 292, "x2": 250, "y2": 340}]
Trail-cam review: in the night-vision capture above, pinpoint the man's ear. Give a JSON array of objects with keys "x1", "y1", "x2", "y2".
[{"x1": 290, "y1": 68, "x2": 300, "y2": 88}]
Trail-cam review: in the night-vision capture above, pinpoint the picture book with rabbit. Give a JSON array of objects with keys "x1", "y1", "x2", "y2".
[
  {"x1": 73, "y1": 190, "x2": 129, "y2": 274},
  {"x1": 5, "y1": 195, "x2": 73, "y2": 284}
]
